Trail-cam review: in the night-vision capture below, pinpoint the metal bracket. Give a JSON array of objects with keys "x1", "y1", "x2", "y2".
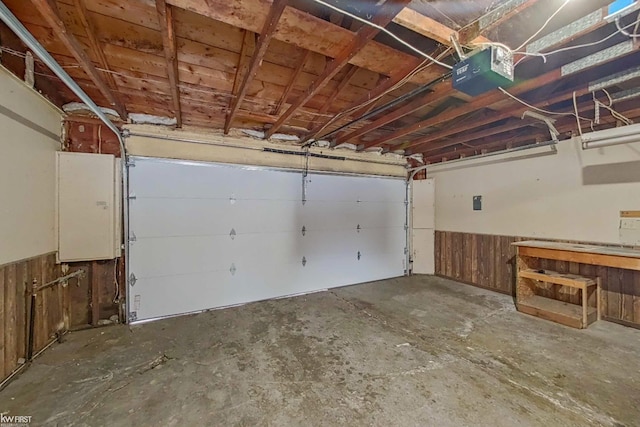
[
  {"x1": 356, "y1": 224, "x2": 361, "y2": 233},
  {"x1": 301, "y1": 226, "x2": 306, "y2": 236},
  {"x1": 129, "y1": 273, "x2": 137, "y2": 287},
  {"x1": 229, "y1": 228, "x2": 236, "y2": 240},
  {"x1": 121, "y1": 128, "x2": 131, "y2": 138},
  {"x1": 128, "y1": 192, "x2": 136, "y2": 200},
  {"x1": 357, "y1": 251, "x2": 361, "y2": 261},
  {"x1": 128, "y1": 311, "x2": 137, "y2": 322},
  {"x1": 302, "y1": 256, "x2": 307, "y2": 267}
]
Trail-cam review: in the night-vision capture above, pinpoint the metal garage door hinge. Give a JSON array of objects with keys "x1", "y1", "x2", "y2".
[
  {"x1": 129, "y1": 273, "x2": 137, "y2": 286},
  {"x1": 302, "y1": 256, "x2": 307, "y2": 267},
  {"x1": 129, "y1": 231, "x2": 137, "y2": 243},
  {"x1": 128, "y1": 192, "x2": 136, "y2": 200},
  {"x1": 128, "y1": 311, "x2": 137, "y2": 322},
  {"x1": 126, "y1": 159, "x2": 136, "y2": 168},
  {"x1": 357, "y1": 251, "x2": 361, "y2": 260},
  {"x1": 356, "y1": 224, "x2": 361, "y2": 233},
  {"x1": 301, "y1": 226, "x2": 306, "y2": 236}
]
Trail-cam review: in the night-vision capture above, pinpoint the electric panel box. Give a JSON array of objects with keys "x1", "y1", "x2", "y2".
[{"x1": 452, "y1": 46, "x2": 514, "y2": 96}]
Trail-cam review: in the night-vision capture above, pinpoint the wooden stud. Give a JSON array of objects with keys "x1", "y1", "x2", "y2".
[
  {"x1": 265, "y1": 0, "x2": 413, "y2": 139},
  {"x1": 155, "y1": 0, "x2": 183, "y2": 127},
  {"x1": 31, "y1": 0, "x2": 128, "y2": 119},
  {"x1": 224, "y1": 0, "x2": 288, "y2": 134}
]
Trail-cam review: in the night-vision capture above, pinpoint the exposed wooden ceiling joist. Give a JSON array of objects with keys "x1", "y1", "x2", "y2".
[
  {"x1": 155, "y1": 0, "x2": 182, "y2": 127},
  {"x1": 30, "y1": 0, "x2": 127, "y2": 119},
  {"x1": 224, "y1": 0, "x2": 288, "y2": 134},
  {"x1": 458, "y1": 0, "x2": 542, "y2": 43},
  {"x1": 265, "y1": 0, "x2": 414, "y2": 139},
  {"x1": 272, "y1": 48, "x2": 310, "y2": 115}
]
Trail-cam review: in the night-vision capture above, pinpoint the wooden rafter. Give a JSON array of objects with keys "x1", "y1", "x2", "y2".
[
  {"x1": 392, "y1": 8, "x2": 458, "y2": 46},
  {"x1": 155, "y1": 0, "x2": 182, "y2": 127},
  {"x1": 266, "y1": 0, "x2": 413, "y2": 139},
  {"x1": 334, "y1": 82, "x2": 452, "y2": 144},
  {"x1": 30, "y1": 0, "x2": 127, "y2": 119},
  {"x1": 224, "y1": 0, "x2": 288, "y2": 134},
  {"x1": 166, "y1": 0, "x2": 437, "y2": 86},
  {"x1": 308, "y1": 64, "x2": 359, "y2": 128},
  {"x1": 229, "y1": 30, "x2": 256, "y2": 117},
  {"x1": 416, "y1": 90, "x2": 640, "y2": 153},
  {"x1": 272, "y1": 49, "x2": 310, "y2": 116},
  {"x1": 71, "y1": 0, "x2": 118, "y2": 93}
]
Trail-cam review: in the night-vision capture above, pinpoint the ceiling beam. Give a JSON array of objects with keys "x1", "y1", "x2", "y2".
[
  {"x1": 265, "y1": 0, "x2": 412, "y2": 139},
  {"x1": 31, "y1": 0, "x2": 127, "y2": 119},
  {"x1": 334, "y1": 82, "x2": 452, "y2": 144},
  {"x1": 308, "y1": 64, "x2": 359, "y2": 128},
  {"x1": 155, "y1": 0, "x2": 182, "y2": 127},
  {"x1": 409, "y1": 68, "x2": 639, "y2": 155},
  {"x1": 71, "y1": 0, "x2": 119, "y2": 93},
  {"x1": 272, "y1": 49, "x2": 311, "y2": 116},
  {"x1": 224, "y1": 0, "x2": 288, "y2": 134},
  {"x1": 166, "y1": 0, "x2": 441, "y2": 85},
  {"x1": 228, "y1": 29, "x2": 255, "y2": 121},
  {"x1": 391, "y1": 8, "x2": 458, "y2": 46}
]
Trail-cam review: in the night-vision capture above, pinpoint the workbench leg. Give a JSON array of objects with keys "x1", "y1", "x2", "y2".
[
  {"x1": 582, "y1": 285, "x2": 588, "y2": 328},
  {"x1": 596, "y1": 277, "x2": 602, "y2": 321}
]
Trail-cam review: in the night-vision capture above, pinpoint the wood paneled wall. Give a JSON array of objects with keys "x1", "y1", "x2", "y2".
[
  {"x1": 1, "y1": 253, "x2": 64, "y2": 382},
  {"x1": 434, "y1": 231, "x2": 640, "y2": 328},
  {"x1": 0, "y1": 253, "x2": 123, "y2": 383}
]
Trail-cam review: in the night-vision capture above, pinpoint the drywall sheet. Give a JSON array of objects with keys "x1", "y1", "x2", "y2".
[{"x1": 127, "y1": 157, "x2": 406, "y2": 322}]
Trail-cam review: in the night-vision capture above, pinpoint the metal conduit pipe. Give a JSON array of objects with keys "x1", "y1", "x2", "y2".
[{"x1": 0, "y1": 1, "x2": 131, "y2": 322}]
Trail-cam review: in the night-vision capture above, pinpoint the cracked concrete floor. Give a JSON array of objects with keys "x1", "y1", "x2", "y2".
[{"x1": 1, "y1": 275, "x2": 640, "y2": 426}]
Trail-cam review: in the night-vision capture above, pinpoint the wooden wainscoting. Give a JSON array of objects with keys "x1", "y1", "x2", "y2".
[
  {"x1": 0, "y1": 254, "x2": 123, "y2": 383},
  {"x1": 434, "y1": 231, "x2": 640, "y2": 328}
]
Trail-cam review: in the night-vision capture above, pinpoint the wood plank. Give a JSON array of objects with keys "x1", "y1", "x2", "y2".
[
  {"x1": 453, "y1": 232, "x2": 462, "y2": 281},
  {"x1": 622, "y1": 269, "x2": 635, "y2": 322},
  {"x1": 518, "y1": 295, "x2": 597, "y2": 329},
  {"x1": 471, "y1": 233, "x2": 478, "y2": 284},
  {"x1": 392, "y1": 8, "x2": 458, "y2": 46},
  {"x1": 494, "y1": 235, "x2": 503, "y2": 291},
  {"x1": 634, "y1": 270, "x2": 640, "y2": 325},
  {"x1": 462, "y1": 233, "x2": 472, "y2": 283},
  {"x1": 265, "y1": 0, "x2": 413, "y2": 139},
  {"x1": 518, "y1": 269, "x2": 596, "y2": 288},
  {"x1": 166, "y1": 0, "x2": 433, "y2": 84},
  {"x1": 30, "y1": 0, "x2": 128, "y2": 119},
  {"x1": 459, "y1": 0, "x2": 542, "y2": 43},
  {"x1": 621, "y1": 210, "x2": 640, "y2": 218},
  {"x1": 14, "y1": 261, "x2": 26, "y2": 365},
  {"x1": 224, "y1": 0, "x2": 287, "y2": 134},
  {"x1": 516, "y1": 246, "x2": 640, "y2": 271},
  {"x1": 0, "y1": 266, "x2": 5, "y2": 380},
  {"x1": 444, "y1": 231, "x2": 453, "y2": 278},
  {"x1": 155, "y1": 0, "x2": 183, "y2": 127},
  {"x1": 607, "y1": 268, "x2": 623, "y2": 320},
  {"x1": 312, "y1": 64, "x2": 360, "y2": 120},
  {"x1": 4, "y1": 264, "x2": 17, "y2": 376}
]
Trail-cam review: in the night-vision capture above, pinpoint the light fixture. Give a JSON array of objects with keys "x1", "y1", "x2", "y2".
[{"x1": 581, "y1": 123, "x2": 640, "y2": 149}]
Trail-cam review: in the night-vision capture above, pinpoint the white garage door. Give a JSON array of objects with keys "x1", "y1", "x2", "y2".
[{"x1": 126, "y1": 156, "x2": 407, "y2": 323}]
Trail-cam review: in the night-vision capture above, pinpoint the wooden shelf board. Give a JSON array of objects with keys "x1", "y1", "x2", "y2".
[
  {"x1": 519, "y1": 269, "x2": 596, "y2": 288},
  {"x1": 518, "y1": 295, "x2": 597, "y2": 329}
]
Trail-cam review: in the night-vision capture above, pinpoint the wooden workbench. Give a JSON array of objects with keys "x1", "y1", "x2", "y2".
[{"x1": 513, "y1": 241, "x2": 640, "y2": 329}]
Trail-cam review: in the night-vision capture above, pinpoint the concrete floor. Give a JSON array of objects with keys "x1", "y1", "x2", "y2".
[{"x1": 1, "y1": 276, "x2": 639, "y2": 427}]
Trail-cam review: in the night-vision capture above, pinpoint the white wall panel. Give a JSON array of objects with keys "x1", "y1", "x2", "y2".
[{"x1": 127, "y1": 157, "x2": 406, "y2": 322}]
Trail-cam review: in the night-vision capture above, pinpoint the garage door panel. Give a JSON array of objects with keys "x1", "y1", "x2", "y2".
[{"x1": 127, "y1": 157, "x2": 406, "y2": 322}]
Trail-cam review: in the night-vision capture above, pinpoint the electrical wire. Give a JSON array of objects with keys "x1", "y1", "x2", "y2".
[
  {"x1": 513, "y1": 17, "x2": 640, "y2": 66},
  {"x1": 515, "y1": 0, "x2": 572, "y2": 51},
  {"x1": 307, "y1": 0, "x2": 453, "y2": 70},
  {"x1": 499, "y1": 87, "x2": 594, "y2": 128}
]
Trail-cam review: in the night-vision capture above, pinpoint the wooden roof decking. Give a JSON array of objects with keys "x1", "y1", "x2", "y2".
[{"x1": 1, "y1": 0, "x2": 639, "y2": 163}]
